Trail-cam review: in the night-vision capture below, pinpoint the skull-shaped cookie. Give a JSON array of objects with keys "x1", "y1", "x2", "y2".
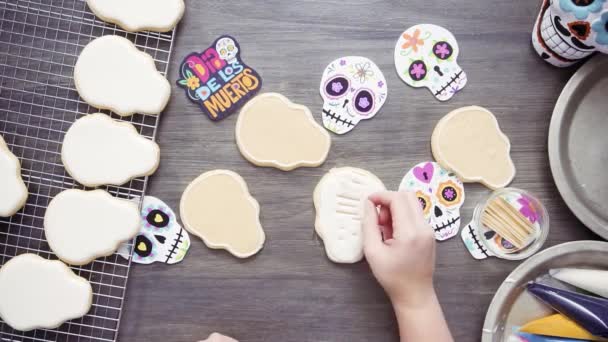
[
  {"x1": 216, "y1": 37, "x2": 239, "y2": 64},
  {"x1": 399, "y1": 162, "x2": 465, "y2": 241},
  {"x1": 394, "y1": 24, "x2": 467, "y2": 101},
  {"x1": 119, "y1": 196, "x2": 190, "y2": 265},
  {"x1": 532, "y1": 0, "x2": 608, "y2": 67},
  {"x1": 319, "y1": 56, "x2": 388, "y2": 134}
]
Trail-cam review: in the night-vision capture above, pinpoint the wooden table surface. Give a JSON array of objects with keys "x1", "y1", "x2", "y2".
[{"x1": 120, "y1": 1, "x2": 601, "y2": 341}]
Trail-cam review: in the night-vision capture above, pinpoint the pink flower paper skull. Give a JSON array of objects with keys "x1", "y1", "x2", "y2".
[
  {"x1": 319, "y1": 56, "x2": 387, "y2": 134},
  {"x1": 394, "y1": 24, "x2": 467, "y2": 101},
  {"x1": 532, "y1": 0, "x2": 608, "y2": 67},
  {"x1": 399, "y1": 162, "x2": 466, "y2": 241}
]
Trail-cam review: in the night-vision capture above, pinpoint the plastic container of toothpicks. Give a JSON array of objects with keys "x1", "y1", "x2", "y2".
[{"x1": 472, "y1": 188, "x2": 550, "y2": 261}]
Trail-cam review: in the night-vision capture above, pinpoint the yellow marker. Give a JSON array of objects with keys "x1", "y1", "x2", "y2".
[
  {"x1": 154, "y1": 213, "x2": 163, "y2": 223},
  {"x1": 137, "y1": 242, "x2": 147, "y2": 252},
  {"x1": 520, "y1": 314, "x2": 606, "y2": 341}
]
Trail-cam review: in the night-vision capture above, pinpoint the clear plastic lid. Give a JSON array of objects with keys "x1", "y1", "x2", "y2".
[{"x1": 473, "y1": 188, "x2": 550, "y2": 261}]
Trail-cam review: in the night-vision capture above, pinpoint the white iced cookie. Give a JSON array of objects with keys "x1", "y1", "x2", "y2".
[
  {"x1": 180, "y1": 170, "x2": 265, "y2": 258},
  {"x1": 0, "y1": 254, "x2": 92, "y2": 331},
  {"x1": 62, "y1": 113, "x2": 160, "y2": 187},
  {"x1": 0, "y1": 135, "x2": 27, "y2": 217},
  {"x1": 74, "y1": 35, "x2": 170, "y2": 116},
  {"x1": 86, "y1": 0, "x2": 185, "y2": 33},
  {"x1": 44, "y1": 189, "x2": 140, "y2": 265},
  {"x1": 314, "y1": 167, "x2": 386, "y2": 263}
]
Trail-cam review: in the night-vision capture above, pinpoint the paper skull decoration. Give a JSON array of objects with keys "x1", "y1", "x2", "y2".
[
  {"x1": 119, "y1": 196, "x2": 190, "y2": 265},
  {"x1": 319, "y1": 56, "x2": 388, "y2": 134},
  {"x1": 532, "y1": 0, "x2": 608, "y2": 67},
  {"x1": 399, "y1": 162, "x2": 465, "y2": 241},
  {"x1": 216, "y1": 37, "x2": 239, "y2": 64},
  {"x1": 394, "y1": 24, "x2": 467, "y2": 101}
]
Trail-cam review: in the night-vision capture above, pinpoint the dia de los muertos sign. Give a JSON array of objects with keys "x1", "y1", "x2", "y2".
[{"x1": 177, "y1": 35, "x2": 262, "y2": 121}]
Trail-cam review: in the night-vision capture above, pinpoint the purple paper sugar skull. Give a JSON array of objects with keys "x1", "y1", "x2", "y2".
[
  {"x1": 319, "y1": 56, "x2": 388, "y2": 134},
  {"x1": 399, "y1": 162, "x2": 465, "y2": 241}
]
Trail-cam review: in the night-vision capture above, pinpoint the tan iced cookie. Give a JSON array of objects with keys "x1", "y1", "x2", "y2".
[
  {"x1": 431, "y1": 106, "x2": 515, "y2": 190},
  {"x1": 0, "y1": 135, "x2": 27, "y2": 217},
  {"x1": 236, "y1": 93, "x2": 331, "y2": 171},
  {"x1": 180, "y1": 170, "x2": 265, "y2": 258}
]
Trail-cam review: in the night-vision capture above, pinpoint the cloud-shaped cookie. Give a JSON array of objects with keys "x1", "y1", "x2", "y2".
[
  {"x1": 314, "y1": 167, "x2": 386, "y2": 263},
  {"x1": 432, "y1": 106, "x2": 515, "y2": 189},
  {"x1": 0, "y1": 253, "x2": 92, "y2": 331},
  {"x1": 62, "y1": 113, "x2": 160, "y2": 187},
  {"x1": 236, "y1": 93, "x2": 331, "y2": 171},
  {"x1": 74, "y1": 35, "x2": 170, "y2": 116},
  {"x1": 86, "y1": 0, "x2": 185, "y2": 32},
  {"x1": 44, "y1": 189, "x2": 140, "y2": 265},
  {"x1": 180, "y1": 170, "x2": 265, "y2": 258},
  {"x1": 0, "y1": 135, "x2": 27, "y2": 217}
]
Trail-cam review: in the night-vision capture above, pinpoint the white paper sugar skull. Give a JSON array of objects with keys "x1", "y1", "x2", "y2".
[
  {"x1": 532, "y1": 0, "x2": 608, "y2": 67},
  {"x1": 216, "y1": 37, "x2": 239, "y2": 64},
  {"x1": 118, "y1": 196, "x2": 190, "y2": 265},
  {"x1": 399, "y1": 162, "x2": 465, "y2": 241},
  {"x1": 394, "y1": 24, "x2": 467, "y2": 101},
  {"x1": 319, "y1": 56, "x2": 388, "y2": 134}
]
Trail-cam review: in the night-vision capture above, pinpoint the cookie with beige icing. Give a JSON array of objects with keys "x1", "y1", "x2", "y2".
[
  {"x1": 86, "y1": 0, "x2": 185, "y2": 32},
  {"x1": 0, "y1": 135, "x2": 27, "y2": 217},
  {"x1": 44, "y1": 189, "x2": 140, "y2": 265},
  {"x1": 180, "y1": 170, "x2": 265, "y2": 258},
  {"x1": 431, "y1": 106, "x2": 515, "y2": 190},
  {"x1": 74, "y1": 35, "x2": 170, "y2": 116},
  {"x1": 236, "y1": 93, "x2": 331, "y2": 171},
  {"x1": 62, "y1": 113, "x2": 160, "y2": 187},
  {"x1": 314, "y1": 167, "x2": 386, "y2": 263},
  {"x1": 0, "y1": 253, "x2": 92, "y2": 331}
]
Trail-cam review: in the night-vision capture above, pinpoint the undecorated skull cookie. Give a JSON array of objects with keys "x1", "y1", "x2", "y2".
[
  {"x1": 0, "y1": 254, "x2": 92, "y2": 331},
  {"x1": 432, "y1": 106, "x2": 515, "y2": 190},
  {"x1": 0, "y1": 135, "x2": 27, "y2": 217},
  {"x1": 394, "y1": 24, "x2": 467, "y2": 101},
  {"x1": 61, "y1": 113, "x2": 160, "y2": 187},
  {"x1": 314, "y1": 167, "x2": 386, "y2": 263},
  {"x1": 118, "y1": 196, "x2": 190, "y2": 265},
  {"x1": 399, "y1": 162, "x2": 465, "y2": 241},
  {"x1": 532, "y1": 0, "x2": 608, "y2": 67},
  {"x1": 74, "y1": 35, "x2": 170, "y2": 116},
  {"x1": 85, "y1": 0, "x2": 185, "y2": 32},
  {"x1": 319, "y1": 57, "x2": 388, "y2": 134},
  {"x1": 44, "y1": 189, "x2": 141, "y2": 265},
  {"x1": 180, "y1": 170, "x2": 265, "y2": 258},
  {"x1": 236, "y1": 93, "x2": 331, "y2": 171}
]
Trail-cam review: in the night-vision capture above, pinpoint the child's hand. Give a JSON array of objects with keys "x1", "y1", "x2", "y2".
[{"x1": 362, "y1": 191, "x2": 437, "y2": 307}]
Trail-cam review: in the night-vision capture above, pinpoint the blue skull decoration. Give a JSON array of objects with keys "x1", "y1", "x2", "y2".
[{"x1": 532, "y1": 0, "x2": 608, "y2": 66}]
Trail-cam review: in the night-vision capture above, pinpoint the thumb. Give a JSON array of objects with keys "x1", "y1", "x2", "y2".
[{"x1": 362, "y1": 200, "x2": 383, "y2": 249}]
